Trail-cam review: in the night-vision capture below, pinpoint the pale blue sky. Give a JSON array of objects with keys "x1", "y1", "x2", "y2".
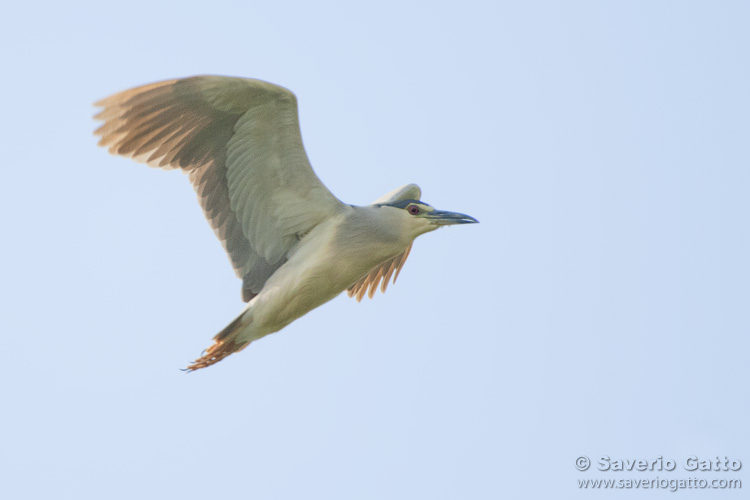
[{"x1": 2, "y1": 1, "x2": 748, "y2": 498}]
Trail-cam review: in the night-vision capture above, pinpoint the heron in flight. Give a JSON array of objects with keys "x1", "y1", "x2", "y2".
[{"x1": 94, "y1": 76, "x2": 478, "y2": 370}]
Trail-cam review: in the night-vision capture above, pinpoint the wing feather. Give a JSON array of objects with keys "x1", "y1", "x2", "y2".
[
  {"x1": 347, "y1": 242, "x2": 413, "y2": 302},
  {"x1": 94, "y1": 75, "x2": 344, "y2": 301}
]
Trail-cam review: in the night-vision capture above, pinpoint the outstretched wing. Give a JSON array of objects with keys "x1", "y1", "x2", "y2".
[
  {"x1": 95, "y1": 76, "x2": 344, "y2": 301},
  {"x1": 346, "y1": 183, "x2": 421, "y2": 302}
]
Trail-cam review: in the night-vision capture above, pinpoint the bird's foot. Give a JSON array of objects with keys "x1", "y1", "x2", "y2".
[{"x1": 184, "y1": 338, "x2": 249, "y2": 371}]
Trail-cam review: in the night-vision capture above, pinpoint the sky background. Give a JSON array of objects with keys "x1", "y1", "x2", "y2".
[{"x1": 2, "y1": 1, "x2": 748, "y2": 498}]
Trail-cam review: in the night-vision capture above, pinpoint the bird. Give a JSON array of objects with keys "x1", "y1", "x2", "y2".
[{"x1": 94, "y1": 75, "x2": 478, "y2": 370}]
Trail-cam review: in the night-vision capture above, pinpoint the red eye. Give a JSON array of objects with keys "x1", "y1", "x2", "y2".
[{"x1": 408, "y1": 205, "x2": 420, "y2": 215}]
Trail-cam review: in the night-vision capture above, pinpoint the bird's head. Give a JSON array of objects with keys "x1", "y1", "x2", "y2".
[{"x1": 377, "y1": 199, "x2": 478, "y2": 239}]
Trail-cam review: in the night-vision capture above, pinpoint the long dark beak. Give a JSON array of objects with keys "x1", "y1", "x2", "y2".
[{"x1": 426, "y1": 209, "x2": 479, "y2": 226}]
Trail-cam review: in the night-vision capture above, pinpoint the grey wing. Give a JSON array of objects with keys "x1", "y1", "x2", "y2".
[
  {"x1": 95, "y1": 75, "x2": 344, "y2": 301},
  {"x1": 371, "y1": 183, "x2": 421, "y2": 205},
  {"x1": 346, "y1": 183, "x2": 421, "y2": 301}
]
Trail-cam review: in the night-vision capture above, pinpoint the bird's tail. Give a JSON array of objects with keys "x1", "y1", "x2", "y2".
[{"x1": 185, "y1": 309, "x2": 253, "y2": 371}]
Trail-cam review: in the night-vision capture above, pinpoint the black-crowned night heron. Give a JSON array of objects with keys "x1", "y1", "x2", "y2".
[{"x1": 94, "y1": 75, "x2": 478, "y2": 370}]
